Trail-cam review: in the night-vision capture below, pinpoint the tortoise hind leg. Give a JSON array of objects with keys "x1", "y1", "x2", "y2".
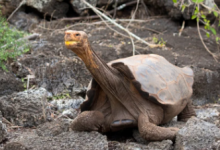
[
  {"x1": 138, "y1": 114, "x2": 179, "y2": 141},
  {"x1": 70, "y1": 111, "x2": 105, "y2": 132},
  {"x1": 178, "y1": 99, "x2": 196, "y2": 122}
]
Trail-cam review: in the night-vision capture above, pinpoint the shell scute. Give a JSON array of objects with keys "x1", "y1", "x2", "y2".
[{"x1": 110, "y1": 54, "x2": 194, "y2": 105}]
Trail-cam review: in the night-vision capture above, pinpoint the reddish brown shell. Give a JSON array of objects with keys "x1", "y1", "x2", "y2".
[{"x1": 107, "y1": 54, "x2": 194, "y2": 105}]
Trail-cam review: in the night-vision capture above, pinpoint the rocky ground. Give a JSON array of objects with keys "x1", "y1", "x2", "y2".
[{"x1": 0, "y1": 0, "x2": 220, "y2": 150}]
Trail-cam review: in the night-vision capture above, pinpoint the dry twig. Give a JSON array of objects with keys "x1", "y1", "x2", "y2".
[
  {"x1": 81, "y1": 0, "x2": 161, "y2": 48},
  {"x1": 126, "y1": 0, "x2": 140, "y2": 29},
  {"x1": 196, "y1": 4, "x2": 218, "y2": 62}
]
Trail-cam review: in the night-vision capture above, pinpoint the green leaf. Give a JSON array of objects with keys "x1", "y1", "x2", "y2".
[
  {"x1": 192, "y1": 0, "x2": 204, "y2": 3},
  {"x1": 206, "y1": 32, "x2": 210, "y2": 38},
  {"x1": 172, "y1": 0, "x2": 177, "y2": 3},
  {"x1": 201, "y1": 15, "x2": 206, "y2": 19},
  {"x1": 211, "y1": 28, "x2": 217, "y2": 35},
  {"x1": 182, "y1": 5, "x2": 186, "y2": 12},
  {"x1": 216, "y1": 37, "x2": 219, "y2": 42},
  {"x1": 213, "y1": 11, "x2": 218, "y2": 17},
  {"x1": 191, "y1": 15, "x2": 197, "y2": 20}
]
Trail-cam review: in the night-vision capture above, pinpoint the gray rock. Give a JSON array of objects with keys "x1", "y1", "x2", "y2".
[
  {"x1": 0, "y1": 68, "x2": 23, "y2": 97},
  {"x1": 0, "y1": 122, "x2": 7, "y2": 143},
  {"x1": 25, "y1": 0, "x2": 69, "y2": 18},
  {"x1": 8, "y1": 11, "x2": 40, "y2": 31},
  {"x1": 70, "y1": 0, "x2": 130, "y2": 15},
  {"x1": 194, "y1": 104, "x2": 220, "y2": 127},
  {"x1": 174, "y1": 117, "x2": 220, "y2": 150},
  {"x1": 113, "y1": 140, "x2": 173, "y2": 150},
  {"x1": 147, "y1": 140, "x2": 173, "y2": 150},
  {"x1": 145, "y1": 0, "x2": 216, "y2": 20},
  {"x1": 193, "y1": 67, "x2": 220, "y2": 105},
  {"x1": 195, "y1": 107, "x2": 220, "y2": 126},
  {"x1": 4, "y1": 131, "x2": 108, "y2": 150},
  {"x1": 0, "y1": 111, "x2": 7, "y2": 143},
  {"x1": 70, "y1": 0, "x2": 97, "y2": 14},
  {"x1": 36, "y1": 119, "x2": 71, "y2": 137},
  {"x1": 49, "y1": 98, "x2": 84, "y2": 119},
  {"x1": 50, "y1": 98, "x2": 84, "y2": 111},
  {"x1": 61, "y1": 109, "x2": 78, "y2": 119},
  {"x1": 132, "y1": 129, "x2": 149, "y2": 144},
  {"x1": 0, "y1": 88, "x2": 48, "y2": 127},
  {"x1": 0, "y1": 0, "x2": 21, "y2": 17},
  {"x1": 196, "y1": 108, "x2": 219, "y2": 119}
]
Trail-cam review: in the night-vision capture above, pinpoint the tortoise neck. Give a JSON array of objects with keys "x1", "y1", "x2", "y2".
[{"x1": 79, "y1": 44, "x2": 119, "y2": 91}]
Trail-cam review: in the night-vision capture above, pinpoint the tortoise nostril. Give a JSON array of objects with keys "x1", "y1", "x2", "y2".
[
  {"x1": 65, "y1": 33, "x2": 71, "y2": 36},
  {"x1": 75, "y1": 33, "x2": 80, "y2": 37}
]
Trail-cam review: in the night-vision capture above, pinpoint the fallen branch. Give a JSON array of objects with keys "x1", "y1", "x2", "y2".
[{"x1": 81, "y1": 0, "x2": 161, "y2": 48}]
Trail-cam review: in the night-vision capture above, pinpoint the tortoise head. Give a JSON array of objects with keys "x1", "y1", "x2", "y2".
[{"x1": 64, "y1": 30, "x2": 88, "y2": 53}]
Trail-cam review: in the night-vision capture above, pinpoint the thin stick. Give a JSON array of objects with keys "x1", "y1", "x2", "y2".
[
  {"x1": 81, "y1": 0, "x2": 160, "y2": 48},
  {"x1": 140, "y1": 0, "x2": 150, "y2": 16},
  {"x1": 179, "y1": 20, "x2": 185, "y2": 36},
  {"x1": 126, "y1": 0, "x2": 140, "y2": 29},
  {"x1": 7, "y1": 0, "x2": 25, "y2": 21},
  {"x1": 95, "y1": 11, "x2": 136, "y2": 55},
  {"x1": 197, "y1": 4, "x2": 218, "y2": 62},
  {"x1": 9, "y1": 126, "x2": 23, "y2": 129},
  {"x1": 113, "y1": 0, "x2": 118, "y2": 18}
]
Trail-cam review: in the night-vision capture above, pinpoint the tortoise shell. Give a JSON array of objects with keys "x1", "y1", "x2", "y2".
[{"x1": 83, "y1": 54, "x2": 193, "y2": 108}]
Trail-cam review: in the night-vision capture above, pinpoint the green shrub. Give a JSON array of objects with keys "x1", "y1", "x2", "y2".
[{"x1": 0, "y1": 13, "x2": 30, "y2": 71}]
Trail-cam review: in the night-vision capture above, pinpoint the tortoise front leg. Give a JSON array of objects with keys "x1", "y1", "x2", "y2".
[
  {"x1": 138, "y1": 114, "x2": 179, "y2": 141},
  {"x1": 70, "y1": 111, "x2": 105, "y2": 132}
]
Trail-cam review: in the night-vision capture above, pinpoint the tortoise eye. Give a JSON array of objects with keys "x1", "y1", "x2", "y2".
[{"x1": 75, "y1": 33, "x2": 80, "y2": 36}]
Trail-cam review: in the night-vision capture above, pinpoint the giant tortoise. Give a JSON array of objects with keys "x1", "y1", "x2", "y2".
[{"x1": 64, "y1": 30, "x2": 196, "y2": 141}]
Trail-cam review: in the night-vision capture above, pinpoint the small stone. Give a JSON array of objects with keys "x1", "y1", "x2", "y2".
[
  {"x1": 0, "y1": 121, "x2": 7, "y2": 143},
  {"x1": 36, "y1": 119, "x2": 71, "y2": 137},
  {"x1": 174, "y1": 117, "x2": 220, "y2": 150},
  {"x1": 0, "y1": 88, "x2": 48, "y2": 127}
]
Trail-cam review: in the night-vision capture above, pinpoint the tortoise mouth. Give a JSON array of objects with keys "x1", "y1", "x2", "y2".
[{"x1": 65, "y1": 41, "x2": 80, "y2": 46}]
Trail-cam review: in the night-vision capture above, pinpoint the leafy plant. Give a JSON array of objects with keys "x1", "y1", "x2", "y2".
[
  {"x1": 173, "y1": 0, "x2": 220, "y2": 61},
  {"x1": 0, "y1": 12, "x2": 30, "y2": 71},
  {"x1": 51, "y1": 93, "x2": 71, "y2": 100},
  {"x1": 153, "y1": 37, "x2": 166, "y2": 47}
]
